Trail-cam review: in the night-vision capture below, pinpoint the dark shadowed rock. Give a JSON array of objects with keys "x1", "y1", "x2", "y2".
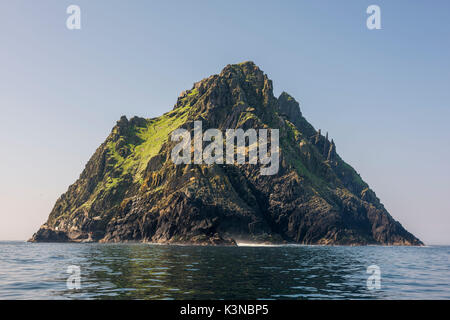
[{"x1": 30, "y1": 226, "x2": 70, "y2": 242}]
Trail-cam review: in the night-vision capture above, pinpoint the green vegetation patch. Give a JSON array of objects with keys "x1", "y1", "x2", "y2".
[{"x1": 107, "y1": 107, "x2": 191, "y2": 184}]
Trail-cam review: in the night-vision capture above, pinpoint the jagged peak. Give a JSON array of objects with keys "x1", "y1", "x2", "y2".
[
  {"x1": 279, "y1": 91, "x2": 297, "y2": 103},
  {"x1": 219, "y1": 61, "x2": 266, "y2": 83},
  {"x1": 112, "y1": 115, "x2": 147, "y2": 139},
  {"x1": 238, "y1": 60, "x2": 257, "y2": 67},
  {"x1": 116, "y1": 115, "x2": 128, "y2": 126},
  {"x1": 115, "y1": 115, "x2": 147, "y2": 128},
  {"x1": 278, "y1": 91, "x2": 302, "y2": 118},
  {"x1": 173, "y1": 61, "x2": 274, "y2": 111}
]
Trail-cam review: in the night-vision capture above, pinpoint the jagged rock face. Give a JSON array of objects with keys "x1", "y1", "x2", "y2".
[{"x1": 30, "y1": 62, "x2": 423, "y2": 245}]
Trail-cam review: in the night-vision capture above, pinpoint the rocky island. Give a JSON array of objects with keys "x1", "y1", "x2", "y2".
[{"x1": 30, "y1": 62, "x2": 423, "y2": 246}]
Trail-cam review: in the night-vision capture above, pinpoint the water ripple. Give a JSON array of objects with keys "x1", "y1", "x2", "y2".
[{"x1": 0, "y1": 241, "x2": 449, "y2": 299}]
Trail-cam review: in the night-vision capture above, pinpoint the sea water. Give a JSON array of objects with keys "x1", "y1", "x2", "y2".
[{"x1": 0, "y1": 241, "x2": 448, "y2": 299}]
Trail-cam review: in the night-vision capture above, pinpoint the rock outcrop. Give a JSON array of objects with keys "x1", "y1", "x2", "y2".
[{"x1": 30, "y1": 62, "x2": 422, "y2": 246}]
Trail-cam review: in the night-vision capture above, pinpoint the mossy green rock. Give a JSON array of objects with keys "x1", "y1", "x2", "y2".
[{"x1": 30, "y1": 62, "x2": 422, "y2": 245}]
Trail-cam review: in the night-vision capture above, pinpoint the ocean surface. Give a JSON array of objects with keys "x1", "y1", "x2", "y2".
[{"x1": 0, "y1": 241, "x2": 448, "y2": 299}]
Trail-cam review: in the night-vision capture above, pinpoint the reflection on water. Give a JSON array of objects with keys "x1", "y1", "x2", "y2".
[{"x1": 0, "y1": 242, "x2": 449, "y2": 299}]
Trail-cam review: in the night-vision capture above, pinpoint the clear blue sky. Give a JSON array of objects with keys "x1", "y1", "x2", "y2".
[{"x1": 1, "y1": 0, "x2": 449, "y2": 244}]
